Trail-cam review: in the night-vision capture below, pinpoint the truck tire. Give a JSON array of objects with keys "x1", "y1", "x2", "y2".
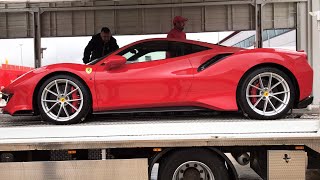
[{"x1": 158, "y1": 148, "x2": 229, "y2": 180}]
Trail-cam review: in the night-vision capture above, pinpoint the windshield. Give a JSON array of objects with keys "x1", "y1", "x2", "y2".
[{"x1": 86, "y1": 52, "x2": 113, "y2": 65}]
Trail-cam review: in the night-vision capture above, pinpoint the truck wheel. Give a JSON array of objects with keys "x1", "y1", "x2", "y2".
[
  {"x1": 158, "y1": 148, "x2": 229, "y2": 180},
  {"x1": 238, "y1": 67, "x2": 295, "y2": 119},
  {"x1": 37, "y1": 75, "x2": 91, "y2": 125}
]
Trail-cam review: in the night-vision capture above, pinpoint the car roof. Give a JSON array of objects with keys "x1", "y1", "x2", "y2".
[{"x1": 127, "y1": 38, "x2": 217, "y2": 49}]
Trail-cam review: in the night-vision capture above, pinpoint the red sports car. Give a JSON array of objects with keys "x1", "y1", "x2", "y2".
[{"x1": 1, "y1": 38, "x2": 313, "y2": 124}]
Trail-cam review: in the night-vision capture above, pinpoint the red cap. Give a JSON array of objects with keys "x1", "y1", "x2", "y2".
[{"x1": 173, "y1": 16, "x2": 188, "y2": 24}]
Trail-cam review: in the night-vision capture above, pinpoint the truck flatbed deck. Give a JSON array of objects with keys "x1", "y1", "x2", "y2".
[
  {"x1": 0, "y1": 112, "x2": 319, "y2": 152},
  {"x1": 0, "y1": 111, "x2": 319, "y2": 180}
]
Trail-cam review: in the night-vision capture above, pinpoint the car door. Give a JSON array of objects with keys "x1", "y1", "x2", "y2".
[{"x1": 94, "y1": 40, "x2": 194, "y2": 111}]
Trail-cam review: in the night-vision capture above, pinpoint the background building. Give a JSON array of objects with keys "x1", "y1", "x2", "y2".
[{"x1": 220, "y1": 29, "x2": 296, "y2": 50}]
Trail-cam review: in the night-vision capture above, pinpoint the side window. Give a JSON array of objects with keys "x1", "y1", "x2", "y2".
[
  {"x1": 166, "y1": 41, "x2": 209, "y2": 58},
  {"x1": 175, "y1": 42, "x2": 210, "y2": 56},
  {"x1": 138, "y1": 51, "x2": 166, "y2": 62},
  {"x1": 191, "y1": 44, "x2": 211, "y2": 54},
  {"x1": 168, "y1": 41, "x2": 186, "y2": 58},
  {"x1": 122, "y1": 49, "x2": 137, "y2": 60},
  {"x1": 118, "y1": 41, "x2": 169, "y2": 63},
  {"x1": 117, "y1": 40, "x2": 210, "y2": 64}
]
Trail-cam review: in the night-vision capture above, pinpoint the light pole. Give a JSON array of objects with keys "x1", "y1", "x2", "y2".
[{"x1": 19, "y1": 44, "x2": 23, "y2": 67}]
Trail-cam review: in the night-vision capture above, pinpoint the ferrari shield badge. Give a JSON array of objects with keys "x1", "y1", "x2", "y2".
[{"x1": 85, "y1": 67, "x2": 92, "y2": 74}]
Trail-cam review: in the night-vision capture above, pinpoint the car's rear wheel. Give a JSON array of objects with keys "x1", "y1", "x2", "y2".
[
  {"x1": 37, "y1": 75, "x2": 91, "y2": 124},
  {"x1": 238, "y1": 67, "x2": 295, "y2": 119}
]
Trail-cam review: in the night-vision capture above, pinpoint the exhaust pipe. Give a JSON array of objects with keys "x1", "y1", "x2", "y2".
[{"x1": 231, "y1": 152, "x2": 250, "y2": 166}]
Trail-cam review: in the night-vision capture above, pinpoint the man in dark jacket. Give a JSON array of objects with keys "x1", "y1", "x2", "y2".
[{"x1": 83, "y1": 27, "x2": 119, "y2": 64}]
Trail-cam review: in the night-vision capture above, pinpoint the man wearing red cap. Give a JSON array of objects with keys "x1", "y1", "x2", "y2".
[{"x1": 167, "y1": 16, "x2": 188, "y2": 39}]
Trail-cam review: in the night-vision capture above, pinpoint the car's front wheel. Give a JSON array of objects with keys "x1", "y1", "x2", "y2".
[
  {"x1": 238, "y1": 67, "x2": 295, "y2": 119},
  {"x1": 37, "y1": 75, "x2": 91, "y2": 124}
]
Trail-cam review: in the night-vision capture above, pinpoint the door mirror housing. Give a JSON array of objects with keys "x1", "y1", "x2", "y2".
[{"x1": 103, "y1": 55, "x2": 126, "y2": 70}]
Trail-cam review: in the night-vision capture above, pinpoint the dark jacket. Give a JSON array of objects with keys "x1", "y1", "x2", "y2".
[{"x1": 83, "y1": 33, "x2": 119, "y2": 64}]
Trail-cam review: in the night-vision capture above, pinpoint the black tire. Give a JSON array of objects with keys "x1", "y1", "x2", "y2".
[
  {"x1": 158, "y1": 148, "x2": 229, "y2": 180},
  {"x1": 238, "y1": 67, "x2": 295, "y2": 119},
  {"x1": 37, "y1": 74, "x2": 91, "y2": 125}
]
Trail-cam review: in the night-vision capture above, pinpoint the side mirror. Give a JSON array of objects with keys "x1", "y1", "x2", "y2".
[{"x1": 103, "y1": 55, "x2": 126, "y2": 70}]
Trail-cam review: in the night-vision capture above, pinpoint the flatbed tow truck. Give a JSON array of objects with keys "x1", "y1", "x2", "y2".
[{"x1": 0, "y1": 109, "x2": 319, "y2": 180}]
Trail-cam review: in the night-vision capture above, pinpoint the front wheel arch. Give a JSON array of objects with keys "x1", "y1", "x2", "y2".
[
  {"x1": 33, "y1": 71, "x2": 93, "y2": 116},
  {"x1": 236, "y1": 63, "x2": 300, "y2": 111}
]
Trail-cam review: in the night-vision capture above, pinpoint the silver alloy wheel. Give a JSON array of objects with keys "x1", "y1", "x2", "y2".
[
  {"x1": 246, "y1": 72, "x2": 290, "y2": 116},
  {"x1": 172, "y1": 161, "x2": 215, "y2": 180},
  {"x1": 40, "y1": 79, "x2": 84, "y2": 122}
]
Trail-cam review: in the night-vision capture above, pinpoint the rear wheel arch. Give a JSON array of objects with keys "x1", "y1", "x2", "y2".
[
  {"x1": 236, "y1": 63, "x2": 300, "y2": 110},
  {"x1": 32, "y1": 71, "x2": 93, "y2": 115}
]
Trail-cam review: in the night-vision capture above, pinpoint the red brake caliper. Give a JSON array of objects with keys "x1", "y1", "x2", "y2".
[
  {"x1": 71, "y1": 86, "x2": 79, "y2": 113},
  {"x1": 250, "y1": 82, "x2": 260, "y2": 104}
]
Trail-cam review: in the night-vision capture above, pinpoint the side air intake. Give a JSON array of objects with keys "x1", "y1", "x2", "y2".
[{"x1": 198, "y1": 53, "x2": 233, "y2": 72}]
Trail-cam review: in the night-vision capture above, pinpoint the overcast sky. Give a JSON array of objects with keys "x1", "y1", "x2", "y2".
[{"x1": 0, "y1": 32, "x2": 232, "y2": 67}]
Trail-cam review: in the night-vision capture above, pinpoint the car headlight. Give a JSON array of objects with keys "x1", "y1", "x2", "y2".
[{"x1": 0, "y1": 93, "x2": 12, "y2": 104}]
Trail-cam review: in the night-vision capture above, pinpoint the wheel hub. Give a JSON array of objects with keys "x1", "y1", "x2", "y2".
[
  {"x1": 182, "y1": 168, "x2": 201, "y2": 180},
  {"x1": 173, "y1": 161, "x2": 214, "y2": 180},
  {"x1": 59, "y1": 97, "x2": 66, "y2": 103}
]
